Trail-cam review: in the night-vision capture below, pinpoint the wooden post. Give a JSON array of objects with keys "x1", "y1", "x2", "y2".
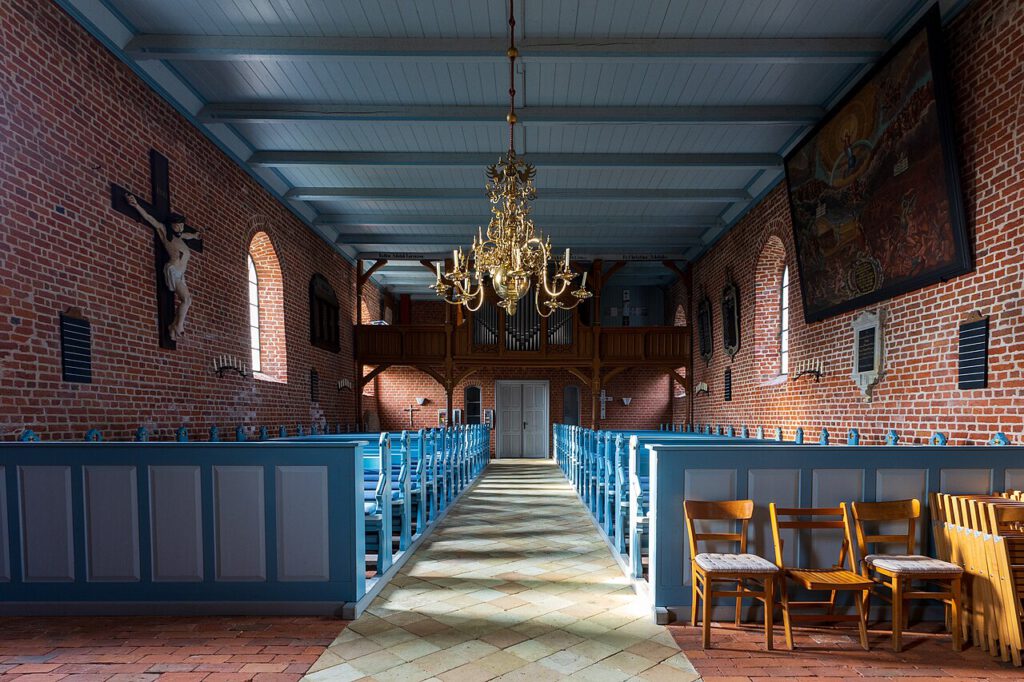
[
  {"x1": 356, "y1": 258, "x2": 388, "y2": 325},
  {"x1": 355, "y1": 260, "x2": 363, "y2": 326}
]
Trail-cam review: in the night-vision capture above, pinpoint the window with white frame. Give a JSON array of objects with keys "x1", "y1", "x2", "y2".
[
  {"x1": 247, "y1": 254, "x2": 262, "y2": 372},
  {"x1": 780, "y1": 265, "x2": 790, "y2": 375}
]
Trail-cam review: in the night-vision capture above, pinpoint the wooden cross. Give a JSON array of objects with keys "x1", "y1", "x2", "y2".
[
  {"x1": 403, "y1": 405, "x2": 420, "y2": 427},
  {"x1": 111, "y1": 149, "x2": 203, "y2": 350},
  {"x1": 598, "y1": 389, "x2": 615, "y2": 420}
]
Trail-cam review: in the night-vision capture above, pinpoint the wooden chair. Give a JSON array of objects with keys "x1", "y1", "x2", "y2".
[
  {"x1": 769, "y1": 503, "x2": 872, "y2": 650},
  {"x1": 685, "y1": 500, "x2": 779, "y2": 649},
  {"x1": 851, "y1": 499, "x2": 963, "y2": 652}
]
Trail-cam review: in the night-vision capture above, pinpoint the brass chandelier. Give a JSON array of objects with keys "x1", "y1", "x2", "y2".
[{"x1": 430, "y1": 0, "x2": 591, "y2": 317}]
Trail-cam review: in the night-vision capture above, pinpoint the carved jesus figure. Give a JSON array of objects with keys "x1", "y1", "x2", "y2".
[{"x1": 125, "y1": 193, "x2": 202, "y2": 341}]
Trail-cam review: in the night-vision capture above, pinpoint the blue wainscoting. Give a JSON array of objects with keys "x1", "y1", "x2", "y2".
[
  {"x1": 646, "y1": 443, "x2": 1024, "y2": 620},
  {"x1": 0, "y1": 440, "x2": 367, "y2": 616}
]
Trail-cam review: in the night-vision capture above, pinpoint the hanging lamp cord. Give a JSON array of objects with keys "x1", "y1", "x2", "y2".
[{"x1": 507, "y1": 0, "x2": 518, "y2": 154}]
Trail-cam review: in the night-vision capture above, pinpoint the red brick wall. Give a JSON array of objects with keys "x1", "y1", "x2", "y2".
[
  {"x1": 0, "y1": 1, "x2": 363, "y2": 440},
  {"x1": 371, "y1": 364, "x2": 673, "y2": 454},
  {"x1": 678, "y1": 0, "x2": 1024, "y2": 446}
]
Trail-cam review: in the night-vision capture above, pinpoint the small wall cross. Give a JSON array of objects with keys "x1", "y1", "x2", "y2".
[
  {"x1": 403, "y1": 405, "x2": 420, "y2": 427},
  {"x1": 598, "y1": 389, "x2": 615, "y2": 420}
]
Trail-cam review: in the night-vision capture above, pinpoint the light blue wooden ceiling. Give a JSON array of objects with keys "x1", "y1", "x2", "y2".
[{"x1": 65, "y1": 0, "x2": 969, "y2": 297}]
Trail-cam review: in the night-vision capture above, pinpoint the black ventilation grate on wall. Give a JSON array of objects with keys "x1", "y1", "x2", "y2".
[
  {"x1": 60, "y1": 312, "x2": 92, "y2": 383},
  {"x1": 958, "y1": 317, "x2": 989, "y2": 389},
  {"x1": 724, "y1": 368, "x2": 732, "y2": 402}
]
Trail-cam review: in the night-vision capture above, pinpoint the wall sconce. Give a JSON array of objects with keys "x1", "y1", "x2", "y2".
[
  {"x1": 621, "y1": 397, "x2": 632, "y2": 406},
  {"x1": 415, "y1": 396, "x2": 427, "y2": 405},
  {"x1": 694, "y1": 382, "x2": 709, "y2": 396},
  {"x1": 337, "y1": 378, "x2": 354, "y2": 391},
  {"x1": 674, "y1": 390, "x2": 686, "y2": 399}
]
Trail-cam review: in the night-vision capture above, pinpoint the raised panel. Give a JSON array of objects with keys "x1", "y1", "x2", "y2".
[
  {"x1": 406, "y1": 330, "x2": 447, "y2": 359},
  {"x1": 810, "y1": 469, "x2": 863, "y2": 570},
  {"x1": 84, "y1": 466, "x2": 140, "y2": 581},
  {"x1": 150, "y1": 466, "x2": 203, "y2": 582},
  {"x1": 875, "y1": 469, "x2": 927, "y2": 554},
  {"x1": 682, "y1": 469, "x2": 737, "y2": 584},
  {"x1": 0, "y1": 466, "x2": 9, "y2": 582},
  {"x1": 1005, "y1": 469, "x2": 1024, "y2": 492},
  {"x1": 276, "y1": 466, "x2": 329, "y2": 582},
  {"x1": 940, "y1": 469, "x2": 992, "y2": 494},
  {"x1": 214, "y1": 466, "x2": 266, "y2": 581},
  {"x1": 19, "y1": 466, "x2": 74, "y2": 582},
  {"x1": 645, "y1": 330, "x2": 688, "y2": 362},
  {"x1": 748, "y1": 469, "x2": 800, "y2": 568}
]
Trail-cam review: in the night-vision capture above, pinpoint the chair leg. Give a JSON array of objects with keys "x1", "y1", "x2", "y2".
[
  {"x1": 950, "y1": 576, "x2": 962, "y2": 653},
  {"x1": 780, "y1": 579, "x2": 794, "y2": 650},
  {"x1": 702, "y1": 581, "x2": 713, "y2": 649},
  {"x1": 691, "y1": 573, "x2": 699, "y2": 627},
  {"x1": 854, "y1": 589, "x2": 870, "y2": 651},
  {"x1": 892, "y1": 577, "x2": 903, "y2": 653},
  {"x1": 764, "y1": 577, "x2": 774, "y2": 651},
  {"x1": 735, "y1": 579, "x2": 743, "y2": 626}
]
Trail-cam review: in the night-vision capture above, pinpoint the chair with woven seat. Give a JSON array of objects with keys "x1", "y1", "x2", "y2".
[
  {"x1": 685, "y1": 499, "x2": 779, "y2": 649},
  {"x1": 769, "y1": 502, "x2": 872, "y2": 650},
  {"x1": 851, "y1": 499, "x2": 963, "y2": 652}
]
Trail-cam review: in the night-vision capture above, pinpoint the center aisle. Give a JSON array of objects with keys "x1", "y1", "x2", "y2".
[{"x1": 305, "y1": 460, "x2": 699, "y2": 682}]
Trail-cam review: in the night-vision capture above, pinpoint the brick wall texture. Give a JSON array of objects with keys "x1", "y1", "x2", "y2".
[
  {"x1": 675, "y1": 0, "x2": 1024, "y2": 446},
  {"x1": 0, "y1": 0, "x2": 368, "y2": 440},
  {"x1": 3, "y1": 0, "x2": 1021, "y2": 448}
]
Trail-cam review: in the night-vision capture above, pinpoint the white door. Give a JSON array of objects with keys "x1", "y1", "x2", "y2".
[{"x1": 496, "y1": 381, "x2": 549, "y2": 458}]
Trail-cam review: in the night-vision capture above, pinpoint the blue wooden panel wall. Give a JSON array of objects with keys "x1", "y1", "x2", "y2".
[
  {"x1": 647, "y1": 443, "x2": 1024, "y2": 612},
  {"x1": 0, "y1": 441, "x2": 366, "y2": 613}
]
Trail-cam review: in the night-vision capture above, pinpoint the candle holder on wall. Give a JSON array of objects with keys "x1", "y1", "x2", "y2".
[
  {"x1": 213, "y1": 355, "x2": 251, "y2": 378},
  {"x1": 694, "y1": 382, "x2": 709, "y2": 396},
  {"x1": 792, "y1": 359, "x2": 824, "y2": 383}
]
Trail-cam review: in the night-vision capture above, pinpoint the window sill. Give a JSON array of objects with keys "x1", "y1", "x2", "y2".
[
  {"x1": 254, "y1": 371, "x2": 286, "y2": 384},
  {"x1": 763, "y1": 374, "x2": 788, "y2": 387}
]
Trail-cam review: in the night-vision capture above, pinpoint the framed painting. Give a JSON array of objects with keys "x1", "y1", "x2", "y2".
[{"x1": 783, "y1": 6, "x2": 970, "y2": 323}]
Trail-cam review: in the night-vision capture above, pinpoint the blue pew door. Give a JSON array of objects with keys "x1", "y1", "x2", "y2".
[{"x1": 496, "y1": 380, "x2": 549, "y2": 459}]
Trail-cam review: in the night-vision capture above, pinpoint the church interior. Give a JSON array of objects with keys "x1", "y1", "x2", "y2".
[{"x1": 1, "y1": 0, "x2": 1023, "y2": 680}]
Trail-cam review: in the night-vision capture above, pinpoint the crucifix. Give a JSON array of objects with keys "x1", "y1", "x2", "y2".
[
  {"x1": 111, "y1": 149, "x2": 204, "y2": 349},
  {"x1": 598, "y1": 389, "x2": 615, "y2": 420},
  {"x1": 402, "y1": 405, "x2": 420, "y2": 427}
]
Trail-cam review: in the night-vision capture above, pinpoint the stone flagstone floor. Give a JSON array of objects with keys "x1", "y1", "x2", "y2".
[{"x1": 305, "y1": 460, "x2": 699, "y2": 681}]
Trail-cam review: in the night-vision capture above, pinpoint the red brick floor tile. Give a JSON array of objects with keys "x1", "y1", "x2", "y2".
[
  {"x1": 669, "y1": 620, "x2": 1020, "y2": 680},
  {"x1": 0, "y1": 617, "x2": 344, "y2": 682}
]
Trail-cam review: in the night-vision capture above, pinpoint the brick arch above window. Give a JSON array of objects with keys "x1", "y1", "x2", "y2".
[
  {"x1": 249, "y1": 231, "x2": 288, "y2": 383},
  {"x1": 753, "y1": 235, "x2": 788, "y2": 383}
]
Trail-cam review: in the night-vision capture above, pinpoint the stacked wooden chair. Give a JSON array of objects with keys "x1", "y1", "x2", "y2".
[
  {"x1": 931, "y1": 491, "x2": 1024, "y2": 666},
  {"x1": 685, "y1": 500, "x2": 779, "y2": 649}
]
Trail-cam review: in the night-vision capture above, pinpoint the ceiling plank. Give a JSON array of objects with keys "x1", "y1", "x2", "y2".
[
  {"x1": 287, "y1": 187, "x2": 750, "y2": 202},
  {"x1": 200, "y1": 103, "x2": 823, "y2": 125},
  {"x1": 126, "y1": 34, "x2": 889, "y2": 64},
  {"x1": 357, "y1": 250, "x2": 692, "y2": 262},
  {"x1": 334, "y1": 234, "x2": 705, "y2": 247},
  {"x1": 251, "y1": 151, "x2": 781, "y2": 169},
  {"x1": 316, "y1": 214, "x2": 722, "y2": 229}
]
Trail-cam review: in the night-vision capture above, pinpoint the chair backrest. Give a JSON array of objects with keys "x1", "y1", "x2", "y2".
[
  {"x1": 987, "y1": 502, "x2": 1024, "y2": 535},
  {"x1": 684, "y1": 499, "x2": 753, "y2": 559},
  {"x1": 769, "y1": 503, "x2": 856, "y2": 571},
  {"x1": 850, "y1": 499, "x2": 919, "y2": 557}
]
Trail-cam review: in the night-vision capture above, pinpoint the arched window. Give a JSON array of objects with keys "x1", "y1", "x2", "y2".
[
  {"x1": 247, "y1": 255, "x2": 261, "y2": 372},
  {"x1": 464, "y1": 386, "x2": 482, "y2": 424},
  {"x1": 754, "y1": 235, "x2": 787, "y2": 382},
  {"x1": 563, "y1": 385, "x2": 581, "y2": 426},
  {"x1": 780, "y1": 266, "x2": 791, "y2": 375},
  {"x1": 248, "y1": 232, "x2": 287, "y2": 382}
]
